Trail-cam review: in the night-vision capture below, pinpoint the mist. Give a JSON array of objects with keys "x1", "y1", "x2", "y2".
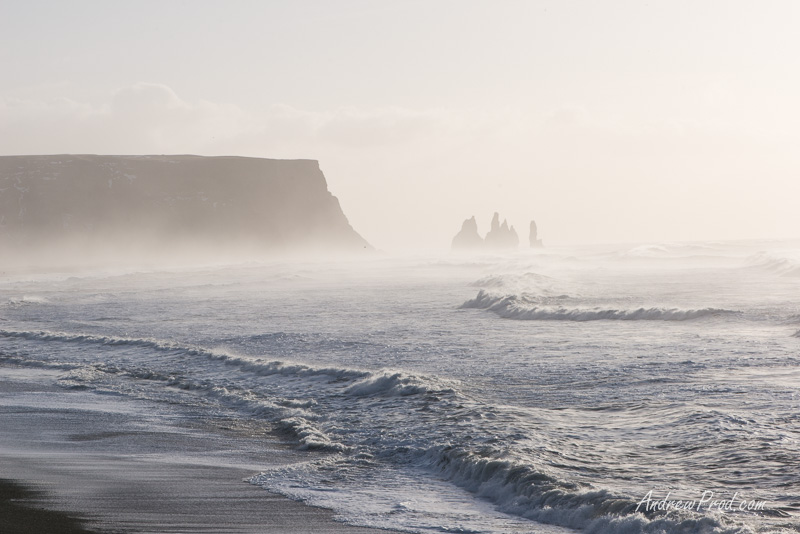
[
  {"x1": 2, "y1": 0, "x2": 799, "y2": 253},
  {"x1": 0, "y1": 155, "x2": 374, "y2": 273},
  {"x1": 3, "y1": 4, "x2": 800, "y2": 532}
]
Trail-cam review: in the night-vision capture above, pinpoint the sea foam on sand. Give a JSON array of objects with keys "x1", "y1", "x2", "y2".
[{"x1": 0, "y1": 366, "x2": 394, "y2": 534}]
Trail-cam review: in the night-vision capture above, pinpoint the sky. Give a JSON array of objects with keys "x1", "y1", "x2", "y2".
[{"x1": 2, "y1": 0, "x2": 799, "y2": 250}]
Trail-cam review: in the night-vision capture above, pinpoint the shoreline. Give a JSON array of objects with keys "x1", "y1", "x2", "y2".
[
  {"x1": 0, "y1": 367, "x2": 399, "y2": 534},
  {"x1": 0, "y1": 462, "x2": 396, "y2": 534}
]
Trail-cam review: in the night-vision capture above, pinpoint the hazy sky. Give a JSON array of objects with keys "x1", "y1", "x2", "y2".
[{"x1": 2, "y1": 0, "x2": 799, "y2": 249}]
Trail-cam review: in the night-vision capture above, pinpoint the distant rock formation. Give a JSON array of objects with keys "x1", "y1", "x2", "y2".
[
  {"x1": 529, "y1": 220, "x2": 543, "y2": 248},
  {"x1": 451, "y1": 212, "x2": 528, "y2": 251},
  {"x1": 484, "y1": 212, "x2": 519, "y2": 249},
  {"x1": 451, "y1": 215, "x2": 484, "y2": 249},
  {"x1": 0, "y1": 155, "x2": 370, "y2": 263}
]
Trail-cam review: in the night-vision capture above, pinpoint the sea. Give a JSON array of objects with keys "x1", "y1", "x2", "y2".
[{"x1": 2, "y1": 239, "x2": 799, "y2": 534}]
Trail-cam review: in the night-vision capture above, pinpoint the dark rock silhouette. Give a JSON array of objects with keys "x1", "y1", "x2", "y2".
[
  {"x1": 509, "y1": 225, "x2": 520, "y2": 247},
  {"x1": 0, "y1": 154, "x2": 370, "y2": 262},
  {"x1": 529, "y1": 220, "x2": 543, "y2": 248},
  {"x1": 452, "y1": 212, "x2": 523, "y2": 251},
  {"x1": 485, "y1": 212, "x2": 519, "y2": 249},
  {"x1": 451, "y1": 216, "x2": 484, "y2": 249}
]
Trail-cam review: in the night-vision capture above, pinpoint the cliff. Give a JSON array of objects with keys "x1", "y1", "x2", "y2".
[{"x1": 0, "y1": 155, "x2": 370, "y2": 262}]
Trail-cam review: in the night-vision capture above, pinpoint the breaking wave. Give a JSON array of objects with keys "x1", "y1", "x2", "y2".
[
  {"x1": 0, "y1": 328, "x2": 766, "y2": 533},
  {"x1": 620, "y1": 242, "x2": 727, "y2": 259},
  {"x1": 746, "y1": 251, "x2": 800, "y2": 277},
  {"x1": 4, "y1": 295, "x2": 49, "y2": 306},
  {"x1": 0, "y1": 328, "x2": 369, "y2": 381},
  {"x1": 253, "y1": 434, "x2": 755, "y2": 534},
  {"x1": 0, "y1": 328, "x2": 452, "y2": 453},
  {"x1": 421, "y1": 445, "x2": 753, "y2": 534},
  {"x1": 461, "y1": 290, "x2": 735, "y2": 322},
  {"x1": 344, "y1": 371, "x2": 453, "y2": 397},
  {"x1": 470, "y1": 272, "x2": 558, "y2": 290}
]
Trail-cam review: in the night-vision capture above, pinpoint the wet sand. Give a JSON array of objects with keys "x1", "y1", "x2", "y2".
[
  {"x1": 0, "y1": 367, "x2": 396, "y2": 534},
  {"x1": 0, "y1": 478, "x2": 95, "y2": 534}
]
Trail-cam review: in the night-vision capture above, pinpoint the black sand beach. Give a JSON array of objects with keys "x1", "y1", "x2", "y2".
[
  {"x1": 0, "y1": 367, "x2": 396, "y2": 534},
  {"x1": 0, "y1": 478, "x2": 96, "y2": 534}
]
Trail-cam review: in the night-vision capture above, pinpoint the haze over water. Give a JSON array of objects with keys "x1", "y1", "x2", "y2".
[
  {"x1": 2, "y1": 2, "x2": 800, "y2": 533},
  {"x1": 2, "y1": 240, "x2": 799, "y2": 532},
  {"x1": 3, "y1": 1, "x2": 800, "y2": 249}
]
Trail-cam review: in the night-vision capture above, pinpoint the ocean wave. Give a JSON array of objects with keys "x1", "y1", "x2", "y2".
[
  {"x1": 745, "y1": 251, "x2": 800, "y2": 277},
  {"x1": 276, "y1": 416, "x2": 349, "y2": 452},
  {"x1": 621, "y1": 242, "x2": 723, "y2": 259},
  {"x1": 57, "y1": 365, "x2": 118, "y2": 389},
  {"x1": 461, "y1": 290, "x2": 735, "y2": 321},
  {"x1": 0, "y1": 329, "x2": 213, "y2": 354},
  {"x1": 0, "y1": 330, "x2": 760, "y2": 533},
  {"x1": 423, "y1": 445, "x2": 752, "y2": 534},
  {"x1": 0, "y1": 330, "x2": 460, "y2": 396},
  {"x1": 0, "y1": 329, "x2": 370, "y2": 382},
  {"x1": 4, "y1": 295, "x2": 49, "y2": 306},
  {"x1": 470, "y1": 272, "x2": 557, "y2": 290},
  {"x1": 0, "y1": 328, "x2": 453, "y2": 453},
  {"x1": 344, "y1": 371, "x2": 454, "y2": 397},
  {"x1": 0, "y1": 353, "x2": 80, "y2": 371}
]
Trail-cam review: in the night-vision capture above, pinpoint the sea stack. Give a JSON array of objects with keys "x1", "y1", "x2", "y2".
[
  {"x1": 529, "y1": 220, "x2": 543, "y2": 248},
  {"x1": 484, "y1": 212, "x2": 519, "y2": 249},
  {"x1": 451, "y1": 212, "x2": 522, "y2": 251},
  {"x1": 451, "y1": 216, "x2": 484, "y2": 249}
]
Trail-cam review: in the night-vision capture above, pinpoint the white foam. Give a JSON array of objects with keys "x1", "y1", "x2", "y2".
[
  {"x1": 418, "y1": 444, "x2": 757, "y2": 534},
  {"x1": 745, "y1": 251, "x2": 800, "y2": 277},
  {"x1": 5, "y1": 295, "x2": 49, "y2": 306},
  {"x1": 461, "y1": 290, "x2": 734, "y2": 321},
  {"x1": 344, "y1": 371, "x2": 453, "y2": 397}
]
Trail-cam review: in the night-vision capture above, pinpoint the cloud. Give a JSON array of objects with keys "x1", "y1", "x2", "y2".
[
  {"x1": 107, "y1": 83, "x2": 246, "y2": 149},
  {"x1": 2, "y1": 82, "x2": 798, "y2": 247},
  {"x1": 0, "y1": 83, "x2": 246, "y2": 155},
  {"x1": 205, "y1": 102, "x2": 517, "y2": 164},
  {"x1": 0, "y1": 83, "x2": 479, "y2": 157},
  {"x1": 315, "y1": 106, "x2": 441, "y2": 146},
  {"x1": 111, "y1": 83, "x2": 186, "y2": 115}
]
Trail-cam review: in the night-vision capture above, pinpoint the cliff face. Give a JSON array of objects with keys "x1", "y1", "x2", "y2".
[{"x1": 0, "y1": 155, "x2": 369, "y2": 261}]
